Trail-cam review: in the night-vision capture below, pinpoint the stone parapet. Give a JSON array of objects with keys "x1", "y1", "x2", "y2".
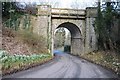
[{"x1": 86, "y1": 7, "x2": 97, "y2": 18}]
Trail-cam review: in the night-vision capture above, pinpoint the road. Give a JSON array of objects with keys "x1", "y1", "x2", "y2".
[{"x1": 3, "y1": 52, "x2": 118, "y2": 78}]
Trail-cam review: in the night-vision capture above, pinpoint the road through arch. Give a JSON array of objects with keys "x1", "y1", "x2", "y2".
[{"x1": 53, "y1": 22, "x2": 83, "y2": 55}]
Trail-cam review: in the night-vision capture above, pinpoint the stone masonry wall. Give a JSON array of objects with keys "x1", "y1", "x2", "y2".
[{"x1": 85, "y1": 7, "x2": 98, "y2": 53}]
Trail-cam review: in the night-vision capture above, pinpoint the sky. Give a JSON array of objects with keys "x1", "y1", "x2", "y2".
[{"x1": 15, "y1": 0, "x2": 97, "y2": 9}]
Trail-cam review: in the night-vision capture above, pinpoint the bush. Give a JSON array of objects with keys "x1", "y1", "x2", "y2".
[{"x1": 16, "y1": 30, "x2": 48, "y2": 54}]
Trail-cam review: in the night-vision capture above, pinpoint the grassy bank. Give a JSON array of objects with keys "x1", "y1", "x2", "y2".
[
  {"x1": 0, "y1": 50, "x2": 53, "y2": 76},
  {"x1": 1, "y1": 27, "x2": 53, "y2": 76},
  {"x1": 80, "y1": 51, "x2": 120, "y2": 76}
]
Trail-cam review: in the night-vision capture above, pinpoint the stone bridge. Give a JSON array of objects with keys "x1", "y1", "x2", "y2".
[{"x1": 34, "y1": 5, "x2": 98, "y2": 56}]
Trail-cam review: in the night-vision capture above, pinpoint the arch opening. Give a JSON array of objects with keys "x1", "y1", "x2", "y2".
[
  {"x1": 54, "y1": 27, "x2": 71, "y2": 52},
  {"x1": 53, "y1": 22, "x2": 83, "y2": 55},
  {"x1": 57, "y1": 22, "x2": 82, "y2": 39}
]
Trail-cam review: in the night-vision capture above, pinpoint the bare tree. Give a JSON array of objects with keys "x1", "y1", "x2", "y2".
[
  {"x1": 54, "y1": 28, "x2": 66, "y2": 48},
  {"x1": 50, "y1": 1, "x2": 60, "y2": 8},
  {"x1": 38, "y1": 0, "x2": 60, "y2": 8},
  {"x1": 70, "y1": 0, "x2": 80, "y2": 9}
]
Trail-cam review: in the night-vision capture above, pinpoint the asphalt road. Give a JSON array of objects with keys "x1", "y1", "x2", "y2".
[{"x1": 3, "y1": 52, "x2": 118, "y2": 78}]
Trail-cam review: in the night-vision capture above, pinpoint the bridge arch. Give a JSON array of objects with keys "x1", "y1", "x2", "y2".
[
  {"x1": 57, "y1": 22, "x2": 82, "y2": 39},
  {"x1": 53, "y1": 22, "x2": 83, "y2": 55}
]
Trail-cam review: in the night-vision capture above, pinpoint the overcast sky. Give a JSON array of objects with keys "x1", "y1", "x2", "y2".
[{"x1": 15, "y1": 0, "x2": 97, "y2": 9}]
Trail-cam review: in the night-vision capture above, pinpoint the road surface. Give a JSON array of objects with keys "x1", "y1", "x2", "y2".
[{"x1": 3, "y1": 52, "x2": 118, "y2": 78}]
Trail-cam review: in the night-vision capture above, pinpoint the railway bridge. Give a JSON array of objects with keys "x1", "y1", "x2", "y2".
[{"x1": 34, "y1": 5, "x2": 98, "y2": 55}]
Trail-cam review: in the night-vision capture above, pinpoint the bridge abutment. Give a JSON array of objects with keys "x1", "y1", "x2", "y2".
[
  {"x1": 71, "y1": 38, "x2": 83, "y2": 55},
  {"x1": 85, "y1": 7, "x2": 98, "y2": 53}
]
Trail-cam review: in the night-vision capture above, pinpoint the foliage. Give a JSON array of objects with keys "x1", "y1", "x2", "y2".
[
  {"x1": 80, "y1": 51, "x2": 120, "y2": 75},
  {"x1": 2, "y1": 2, "x2": 48, "y2": 54},
  {"x1": 16, "y1": 30, "x2": 48, "y2": 53},
  {"x1": 22, "y1": 14, "x2": 31, "y2": 30},
  {"x1": 3, "y1": 13, "x2": 21, "y2": 31},
  {"x1": 54, "y1": 28, "x2": 66, "y2": 48},
  {"x1": 3, "y1": 13, "x2": 32, "y2": 31},
  {"x1": 2, "y1": 2, "x2": 20, "y2": 30},
  {"x1": 2, "y1": 2, "x2": 34, "y2": 31},
  {"x1": 1, "y1": 3, "x2": 52, "y2": 75},
  {"x1": 2, "y1": 2, "x2": 17, "y2": 18},
  {"x1": 95, "y1": 2, "x2": 105, "y2": 50},
  {"x1": 0, "y1": 50, "x2": 52, "y2": 75},
  {"x1": 95, "y1": 1, "x2": 120, "y2": 52}
]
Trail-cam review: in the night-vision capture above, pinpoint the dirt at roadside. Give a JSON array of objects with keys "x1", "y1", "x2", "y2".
[{"x1": 2, "y1": 27, "x2": 32, "y2": 55}]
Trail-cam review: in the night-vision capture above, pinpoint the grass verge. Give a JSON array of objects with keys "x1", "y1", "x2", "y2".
[
  {"x1": 80, "y1": 51, "x2": 120, "y2": 76},
  {"x1": 0, "y1": 50, "x2": 53, "y2": 76}
]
